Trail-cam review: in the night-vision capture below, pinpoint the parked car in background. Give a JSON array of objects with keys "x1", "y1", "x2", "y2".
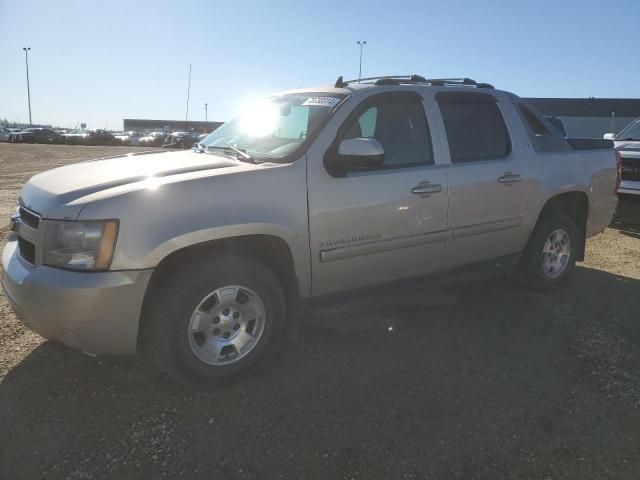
[
  {"x1": 114, "y1": 131, "x2": 144, "y2": 146},
  {"x1": 61, "y1": 130, "x2": 90, "y2": 144},
  {"x1": 162, "y1": 131, "x2": 198, "y2": 149},
  {"x1": 605, "y1": 117, "x2": 640, "y2": 196},
  {"x1": 84, "y1": 129, "x2": 116, "y2": 146},
  {"x1": 0, "y1": 127, "x2": 21, "y2": 142},
  {"x1": 62, "y1": 129, "x2": 116, "y2": 146},
  {"x1": 138, "y1": 131, "x2": 166, "y2": 147},
  {"x1": 1, "y1": 75, "x2": 619, "y2": 385},
  {"x1": 9, "y1": 128, "x2": 63, "y2": 144}
]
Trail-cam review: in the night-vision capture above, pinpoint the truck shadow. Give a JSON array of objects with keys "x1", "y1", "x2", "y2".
[
  {"x1": 1, "y1": 265, "x2": 640, "y2": 478},
  {"x1": 2, "y1": 265, "x2": 639, "y2": 390}
]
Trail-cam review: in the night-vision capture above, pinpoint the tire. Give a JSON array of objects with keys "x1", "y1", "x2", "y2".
[
  {"x1": 144, "y1": 253, "x2": 287, "y2": 385},
  {"x1": 513, "y1": 212, "x2": 580, "y2": 291}
]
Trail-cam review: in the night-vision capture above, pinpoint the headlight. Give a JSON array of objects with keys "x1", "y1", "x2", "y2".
[{"x1": 43, "y1": 220, "x2": 118, "y2": 271}]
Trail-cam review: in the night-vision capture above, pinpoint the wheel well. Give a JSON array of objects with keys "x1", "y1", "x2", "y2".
[
  {"x1": 137, "y1": 235, "x2": 299, "y2": 349},
  {"x1": 538, "y1": 192, "x2": 589, "y2": 260}
]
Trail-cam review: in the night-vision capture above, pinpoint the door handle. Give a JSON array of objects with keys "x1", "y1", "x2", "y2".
[
  {"x1": 498, "y1": 172, "x2": 522, "y2": 184},
  {"x1": 411, "y1": 182, "x2": 442, "y2": 196}
]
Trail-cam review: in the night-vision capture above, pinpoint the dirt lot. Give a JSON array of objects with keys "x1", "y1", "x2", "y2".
[{"x1": 1, "y1": 143, "x2": 639, "y2": 479}]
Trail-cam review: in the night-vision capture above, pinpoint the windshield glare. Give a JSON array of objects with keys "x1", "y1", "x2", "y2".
[
  {"x1": 616, "y1": 120, "x2": 640, "y2": 140},
  {"x1": 200, "y1": 93, "x2": 343, "y2": 160}
]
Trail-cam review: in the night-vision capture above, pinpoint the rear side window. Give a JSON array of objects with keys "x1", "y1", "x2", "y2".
[
  {"x1": 517, "y1": 103, "x2": 572, "y2": 152},
  {"x1": 437, "y1": 96, "x2": 511, "y2": 163}
]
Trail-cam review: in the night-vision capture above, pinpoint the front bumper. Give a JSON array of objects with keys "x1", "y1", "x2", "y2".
[
  {"x1": 1, "y1": 238, "x2": 153, "y2": 355},
  {"x1": 618, "y1": 180, "x2": 640, "y2": 196}
]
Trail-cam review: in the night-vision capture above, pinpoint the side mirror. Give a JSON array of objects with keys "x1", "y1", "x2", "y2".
[
  {"x1": 603, "y1": 133, "x2": 616, "y2": 140},
  {"x1": 338, "y1": 137, "x2": 384, "y2": 159},
  {"x1": 324, "y1": 137, "x2": 385, "y2": 177}
]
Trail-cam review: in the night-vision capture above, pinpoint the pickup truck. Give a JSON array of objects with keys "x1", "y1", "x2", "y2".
[
  {"x1": 604, "y1": 117, "x2": 640, "y2": 196},
  {"x1": 2, "y1": 75, "x2": 619, "y2": 385}
]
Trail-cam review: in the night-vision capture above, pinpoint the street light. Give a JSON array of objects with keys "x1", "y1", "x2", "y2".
[
  {"x1": 356, "y1": 40, "x2": 367, "y2": 83},
  {"x1": 204, "y1": 102, "x2": 208, "y2": 121},
  {"x1": 22, "y1": 47, "x2": 32, "y2": 125},
  {"x1": 185, "y1": 64, "x2": 192, "y2": 123}
]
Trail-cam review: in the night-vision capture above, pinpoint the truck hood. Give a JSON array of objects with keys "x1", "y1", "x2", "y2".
[{"x1": 19, "y1": 150, "x2": 252, "y2": 218}]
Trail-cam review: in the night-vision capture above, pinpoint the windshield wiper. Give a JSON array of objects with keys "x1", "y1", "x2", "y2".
[{"x1": 206, "y1": 145, "x2": 256, "y2": 163}]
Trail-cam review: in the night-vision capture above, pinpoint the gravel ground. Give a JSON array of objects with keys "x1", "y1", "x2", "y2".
[{"x1": 0, "y1": 143, "x2": 639, "y2": 479}]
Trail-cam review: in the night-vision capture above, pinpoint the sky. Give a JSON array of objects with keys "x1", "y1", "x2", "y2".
[{"x1": 0, "y1": 0, "x2": 638, "y2": 129}]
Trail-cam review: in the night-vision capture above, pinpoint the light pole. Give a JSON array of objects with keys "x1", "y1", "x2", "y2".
[
  {"x1": 356, "y1": 40, "x2": 367, "y2": 83},
  {"x1": 185, "y1": 63, "x2": 192, "y2": 124},
  {"x1": 22, "y1": 47, "x2": 32, "y2": 125},
  {"x1": 204, "y1": 103, "x2": 208, "y2": 121}
]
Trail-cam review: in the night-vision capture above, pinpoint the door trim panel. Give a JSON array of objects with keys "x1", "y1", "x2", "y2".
[
  {"x1": 319, "y1": 229, "x2": 449, "y2": 263},
  {"x1": 309, "y1": 253, "x2": 522, "y2": 306},
  {"x1": 451, "y1": 216, "x2": 523, "y2": 239}
]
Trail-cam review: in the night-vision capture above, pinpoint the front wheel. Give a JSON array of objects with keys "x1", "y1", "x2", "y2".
[
  {"x1": 145, "y1": 253, "x2": 287, "y2": 385},
  {"x1": 513, "y1": 213, "x2": 580, "y2": 291}
]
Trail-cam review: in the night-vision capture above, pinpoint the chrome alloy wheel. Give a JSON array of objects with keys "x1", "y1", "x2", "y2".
[
  {"x1": 187, "y1": 285, "x2": 266, "y2": 365},
  {"x1": 541, "y1": 229, "x2": 571, "y2": 279}
]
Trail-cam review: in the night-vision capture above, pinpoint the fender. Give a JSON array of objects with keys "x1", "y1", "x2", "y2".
[{"x1": 144, "y1": 223, "x2": 312, "y2": 298}]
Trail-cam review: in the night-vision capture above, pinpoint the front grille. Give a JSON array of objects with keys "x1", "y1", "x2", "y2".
[
  {"x1": 18, "y1": 236, "x2": 36, "y2": 264},
  {"x1": 18, "y1": 206, "x2": 40, "y2": 229}
]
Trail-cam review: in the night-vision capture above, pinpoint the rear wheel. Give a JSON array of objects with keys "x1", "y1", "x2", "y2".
[
  {"x1": 145, "y1": 253, "x2": 286, "y2": 385},
  {"x1": 514, "y1": 212, "x2": 580, "y2": 290}
]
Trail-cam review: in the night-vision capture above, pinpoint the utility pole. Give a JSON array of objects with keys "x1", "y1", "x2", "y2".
[
  {"x1": 356, "y1": 40, "x2": 367, "y2": 83},
  {"x1": 185, "y1": 64, "x2": 192, "y2": 123},
  {"x1": 610, "y1": 111, "x2": 616, "y2": 134},
  {"x1": 204, "y1": 102, "x2": 208, "y2": 121},
  {"x1": 22, "y1": 47, "x2": 32, "y2": 125}
]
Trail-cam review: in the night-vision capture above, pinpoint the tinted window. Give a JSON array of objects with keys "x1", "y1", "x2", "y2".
[
  {"x1": 342, "y1": 99, "x2": 434, "y2": 168},
  {"x1": 358, "y1": 107, "x2": 377, "y2": 138},
  {"x1": 517, "y1": 103, "x2": 572, "y2": 152},
  {"x1": 438, "y1": 99, "x2": 510, "y2": 162}
]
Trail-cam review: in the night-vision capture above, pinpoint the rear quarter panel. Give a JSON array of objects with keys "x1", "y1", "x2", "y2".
[{"x1": 531, "y1": 149, "x2": 617, "y2": 237}]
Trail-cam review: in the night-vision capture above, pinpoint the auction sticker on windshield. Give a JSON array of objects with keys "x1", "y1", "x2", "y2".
[{"x1": 302, "y1": 96, "x2": 342, "y2": 108}]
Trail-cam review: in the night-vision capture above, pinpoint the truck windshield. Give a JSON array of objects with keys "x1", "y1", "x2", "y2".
[
  {"x1": 616, "y1": 119, "x2": 640, "y2": 141},
  {"x1": 199, "y1": 93, "x2": 344, "y2": 161}
]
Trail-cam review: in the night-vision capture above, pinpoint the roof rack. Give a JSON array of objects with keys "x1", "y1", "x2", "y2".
[
  {"x1": 426, "y1": 77, "x2": 494, "y2": 89},
  {"x1": 335, "y1": 75, "x2": 494, "y2": 89},
  {"x1": 342, "y1": 74, "x2": 426, "y2": 85}
]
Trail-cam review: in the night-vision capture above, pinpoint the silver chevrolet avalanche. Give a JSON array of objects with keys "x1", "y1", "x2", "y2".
[{"x1": 2, "y1": 75, "x2": 619, "y2": 384}]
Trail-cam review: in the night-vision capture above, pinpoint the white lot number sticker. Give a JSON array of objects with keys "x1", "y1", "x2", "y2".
[{"x1": 302, "y1": 96, "x2": 341, "y2": 108}]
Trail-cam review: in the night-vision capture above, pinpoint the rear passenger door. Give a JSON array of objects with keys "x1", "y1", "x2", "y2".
[{"x1": 436, "y1": 91, "x2": 530, "y2": 267}]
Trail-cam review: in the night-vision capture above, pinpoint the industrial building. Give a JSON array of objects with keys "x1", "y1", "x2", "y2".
[
  {"x1": 525, "y1": 98, "x2": 640, "y2": 138},
  {"x1": 122, "y1": 119, "x2": 223, "y2": 133}
]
